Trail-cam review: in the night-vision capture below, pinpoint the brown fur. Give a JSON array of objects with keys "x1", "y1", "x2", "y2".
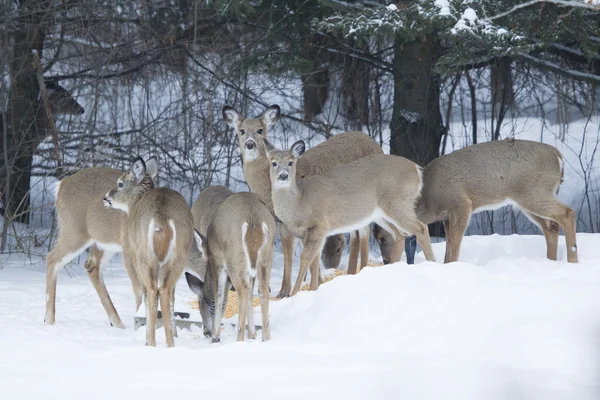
[
  {"x1": 267, "y1": 144, "x2": 436, "y2": 296},
  {"x1": 198, "y1": 192, "x2": 276, "y2": 342},
  {"x1": 153, "y1": 221, "x2": 173, "y2": 263},
  {"x1": 103, "y1": 158, "x2": 193, "y2": 347},
  {"x1": 223, "y1": 105, "x2": 382, "y2": 297},
  {"x1": 45, "y1": 167, "x2": 136, "y2": 328},
  {"x1": 374, "y1": 139, "x2": 578, "y2": 264}
]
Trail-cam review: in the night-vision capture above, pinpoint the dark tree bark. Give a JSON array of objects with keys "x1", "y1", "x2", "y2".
[
  {"x1": 341, "y1": 45, "x2": 369, "y2": 130},
  {"x1": 390, "y1": 34, "x2": 444, "y2": 167},
  {"x1": 302, "y1": 64, "x2": 330, "y2": 122},
  {"x1": 390, "y1": 34, "x2": 445, "y2": 240},
  {"x1": 1, "y1": 0, "x2": 49, "y2": 223}
]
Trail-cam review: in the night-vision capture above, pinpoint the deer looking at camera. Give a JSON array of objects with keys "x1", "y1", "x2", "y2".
[
  {"x1": 372, "y1": 139, "x2": 578, "y2": 264},
  {"x1": 185, "y1": 189, "x2": 275, "y2": 343},
  {"x1": 222, "y1": 105, "x2": 382, "y2": 297},
  {"x1": 265, "y1": 140, "x2": 436, "y2": 296},
  {"x1": 103, "y1": 157, "x2": 194, "y2": 347}
]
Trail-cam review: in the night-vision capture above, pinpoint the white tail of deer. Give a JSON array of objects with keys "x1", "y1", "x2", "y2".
[
  {"x1": 185, "y1": 190, "x2": 275, "y2": 342},
  {"x1": 45, "y1": 167, "x2": 143, "y2": 328},
  {"x1": 222, "y1": 105, "x2": 383, "y2": 297},
  {"x1": 373, "y1": 139, "x2": 578, "y2": 264},
  {"x1": 103, "y1": 157, "x2": 194, "y2": 347},
  {"x1": 265, "y1": 140, "x2": 436, "y2": 296}
]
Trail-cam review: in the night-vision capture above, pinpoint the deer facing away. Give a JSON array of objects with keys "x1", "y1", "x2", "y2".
[
  {"x1": 372, "y1": 139, "x2": 578, "y2": 264},
  {"x1": 185, "y1": 189, "x2": 275, "y2": 342},
  {"x1": 265, "y1": 140, "x2": 436, "y2": 296},
  {"x1": 222, "y1": 105, "x2": 382, "y2": 297},
  {"x1": 103, "y1": 157, "x2": 194, "y2": 347}
]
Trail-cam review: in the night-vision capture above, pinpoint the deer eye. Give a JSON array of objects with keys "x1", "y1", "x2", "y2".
[
  {"x1": 271, "y1": 162, "x2": 277, "y2": 167},
  {"x1": 118, "y1": 182, "x2": 124, "y2": 188},
  {"x1": 257, "y1": 129, "x2": 263, "y2": 135},
  {"x1": 240, "y1": 129, "x2": 246, "y2": 135},
  {"x1": 379, "y1": 237, "x2": 386, "y2": 244},
  {"x1": 288, "y1": 161, "x2": 293, "y2": 167}
]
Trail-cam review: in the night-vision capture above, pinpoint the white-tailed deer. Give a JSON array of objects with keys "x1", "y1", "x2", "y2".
[
  {"x1": 45, "y1": 167, "x2": 142, "y2": 328},
  {"x1": 185, "y1": 190, "x2": 275, "y2": 342},
  {"x1": 1, "y1": 82, "x2": 85, "y2": 219},
  {"x1": 372, "y1": 139, "x2": 578, "y2": 264},
  {"x1": 222, "y1": 105, "x2": 382, "y2": 297},
  {"x1": 103, "y1": 157, "x2": 194, "y2": 347},
  {"x1": 265, "y1": 140, "x2": 436, "y2": 295}
]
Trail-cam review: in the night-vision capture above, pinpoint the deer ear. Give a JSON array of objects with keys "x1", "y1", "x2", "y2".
[
  {"x1": 290, "y1": 140, "x2": 306, "y2": 158},
  {"x1": 261, "y1": 105, "x2": 280, "y2": 127},
  {"x1": 145, "y1": 157, "x2": 159, "y2": 180},
  {"x1": 263, "y1": 139, "x2": 276, "y2": 157},
  {"x1": 193, "y1": 229, "x2": 208, "y2": 257},
  {"x1": 185, "y1": 272, "x2": 204, "y2": 296},
  {"x1": 222, "y1": 106, "x2": 241, "y2": 128},
  {"x1": 131, "y1": 157, "x2": 146, "y2": 183}
]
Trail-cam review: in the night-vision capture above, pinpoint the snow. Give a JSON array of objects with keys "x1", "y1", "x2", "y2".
[
  {"x1": 386, "y1": 4, "x2": 397, "y2": 11},
  {"x1": 434, "y1": 0, "x2": 451, "y2": 16},
  {"x1": 2, "y1": 234, "x2": 600, "y2": 399}
]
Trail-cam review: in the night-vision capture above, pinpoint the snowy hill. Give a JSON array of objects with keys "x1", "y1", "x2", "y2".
[{"x1": 1, "y1": 234, "x2": 599, "y2": 399}]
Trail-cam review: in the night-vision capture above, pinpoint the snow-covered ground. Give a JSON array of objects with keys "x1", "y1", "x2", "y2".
[{"x1": 1, "y1": 234, "x2": 600, "y2": 399}]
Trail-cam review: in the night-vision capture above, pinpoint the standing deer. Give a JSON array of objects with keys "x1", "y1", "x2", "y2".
[
  {"x1": 265, "y1": 140, "x2": 436, "y2": 295},
  {"x1": 222, "y1": 105, "x2": 382, "y2": 297},
  {"x1": 45, "y1": 167, "x2": 142, "y2": 328},
  {"x1": 1, "y1": 82, "x2": 85, "y2": 221},
  {"x1": 372, "y1": 139, "x2": 578, "y2": 264},
  {"x1": 185, "y1": 190, "x2": 275, "y2": 342},
  {"x1": 103, "y1": 157, "x2": 194, "y2": 347}
]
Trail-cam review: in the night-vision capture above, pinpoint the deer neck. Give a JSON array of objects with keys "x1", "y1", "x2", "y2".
[
  {"x1": 126, "y1": 176, "x2": 155, "y2": 214},
  {"x1": 242, "y1": 152, "x2": 273, "y2": 210},
  {"x1": 271, "y1": 176, "x2": 302, "y2": 226}
]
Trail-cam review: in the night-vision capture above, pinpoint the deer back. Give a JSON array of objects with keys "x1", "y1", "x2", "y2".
[
  {"x1": 55, "y1": 167, "x2": 126, "y2": 247},
  {"x1": 126, "y1": 187, "x2": 194, "y2": 267},
  {"x1": 191, "y1": 185, "x2": 234, "y2": 235},
  {"x1": 417, "y1": 139, "x2": 564, "y2": 224},
  {"x1": 207, "y1": 192, "x2": 275, "y2": 262}
]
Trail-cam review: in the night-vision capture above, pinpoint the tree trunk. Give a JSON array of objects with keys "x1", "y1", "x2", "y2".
[
  {"x1": 390, "y1": 35, "x2": 443, "y2": 166},
  {"x1": 389, "y1": 34, "x2": 445, "y2": 240},
  {"x1": 2, "y1": 0, "x2": 49, "y2": 224}
]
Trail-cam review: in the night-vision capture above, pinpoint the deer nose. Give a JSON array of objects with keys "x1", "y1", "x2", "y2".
[
  {"x1": 278, "y1": 172, "x2": 289, "y2": 181},
  {"x1": 103, "y1": 196, "x2": 111, "y2": 206},
  {"x1": 79, "y1": 107, "x2": 85, "y2": 114},
  {"x1": 382, "y1": 258, "x2": 390, "y2": 265},
  {"x1": 245, "y1": 140, "x2": 256, "y2": 150}
]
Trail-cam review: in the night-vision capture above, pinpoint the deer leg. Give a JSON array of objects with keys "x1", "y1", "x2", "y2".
[
  {"x1": 358, "y1": 225, "x2": 370, "y2": 271},
  {"x1": 258, "y1": 259, "x2": 272, "y2": 341},
  {"x1": 444, "y1": 209, "x2": 471, "y2": 263},
  {"x1": 159, "y1": 286, "x2": 175, "y2": 347},
  {"x1": 277, "y1": 223, "x2": 294, "y2": 298},
  {"x1": 232, "y1": 275, "x2": 249, "y2": 342},
  {"x1": 170, "y1": 290, "x2": 178, "y2": 338},
  {"x1": 246, "y1": 276, "x2": 257, "y2": 340},
  {"x1": 347, "y1": 231, "x2": 360, "y2": 274},
  {"x1": 122, "y1": 250, "x2": 143, "y2": 311},
  {"x1": 45, "y1": 237, "x2": 90, "y2": 324},
  {"x1": 442, "y1": 220, "x2": 452, "y2": 263},
  {"x1": 85, "y1": 245, "x2": 123, "y2": 328},
  {"x1": 211, "y1": 268, "x2": 228, "y2": 343},
  {"x1": 519, "y1": 199, "x2": 578, "y2": 263},
  {"x1": 292, "y1": 229, "x2": 326, "y2": 296},
  {"x1": 145, "y1": 284, "x2": 158, "y2": 347},
  {"x1": 523, "y1": 211, "x2": 559, "y2": 260}
]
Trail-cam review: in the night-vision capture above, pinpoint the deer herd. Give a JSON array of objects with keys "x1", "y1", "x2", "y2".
[{"x1": 43, "y1": 103, "x2": 579, "y2": 348}]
